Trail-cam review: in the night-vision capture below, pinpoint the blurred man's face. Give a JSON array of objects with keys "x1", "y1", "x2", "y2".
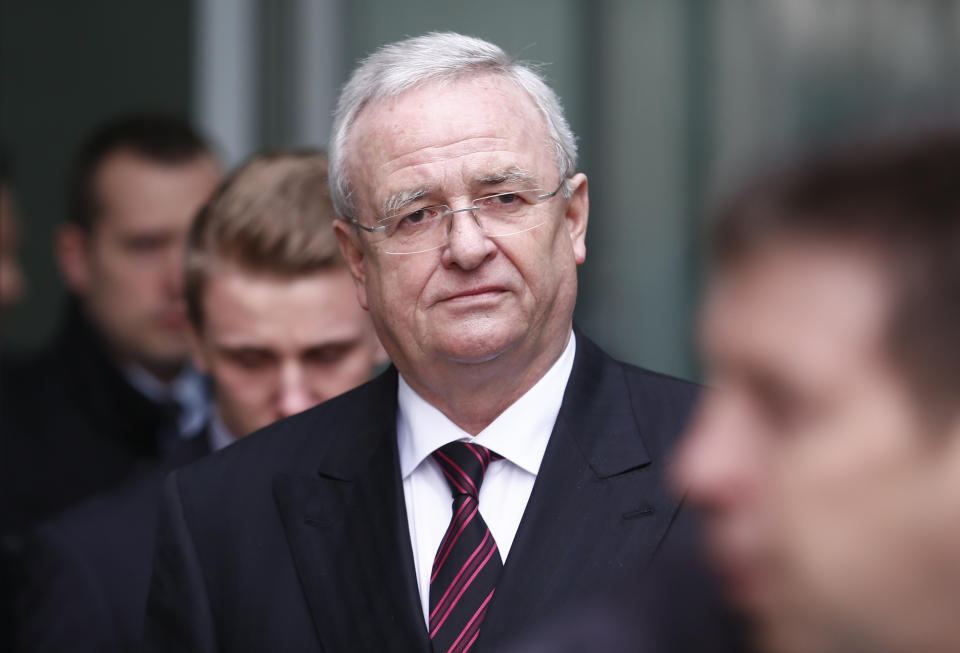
[
  {"x1": 59, "y1": 149, "x2": 221, "y2": 379},
  {"x1": 0, "y1": 184, "x2": 26, "y2": 308},
  {"x1": 190, "y1": 265, "x2": 383, "y2": 438},
  {"x1": 675, "y1": 243, "x2": 960, "y2": 653}
]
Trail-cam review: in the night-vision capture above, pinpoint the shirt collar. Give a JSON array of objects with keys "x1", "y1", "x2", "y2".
[
  {"x1": 123, "y1": 363, "x2": 211, "y2": 438},
  {"x1": 397, "y1": 331, "x2": 577, "y2": 479},
  {"x1": 207, "y1": 409, "x2": 239, "y2": 452}
]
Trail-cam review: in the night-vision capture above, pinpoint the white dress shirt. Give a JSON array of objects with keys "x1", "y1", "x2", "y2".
[{"x1": 397, "y1": 331, "x2": 577, "y2": 625}]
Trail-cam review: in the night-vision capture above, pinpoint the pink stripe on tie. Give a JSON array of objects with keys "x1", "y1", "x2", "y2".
[
  {"x1": 447, "y1": 589, "x2": 495, "y2": 653},
  {"x1": 459, "y1": 629, "x2": 481, "y2": 653},
  {"x1": 430, "y1": 530, "x2": 492, "y2": 623},
  {"x1": 435, "y1": 451, "x2": 478, "y2": 496},
  {"x1": 438, "y1": 464, "x2": 469, "y2": 496},
  {"x1": 432, "y1": 499, "x2": 473, "y2": 573},
  {"x1": 431, "y1": 503, "x2": 478, "y2": 581},
  {"x1": 430, "y1": 538, "x2": 498, "y2": 636},
  {"x1": 464, "y1": 442, "x2": 487, "y2": 469}
]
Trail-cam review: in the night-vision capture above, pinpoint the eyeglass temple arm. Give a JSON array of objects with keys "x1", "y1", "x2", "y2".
[{"x1": 538, "y1": 178, "x2": 567, "y2": 200}]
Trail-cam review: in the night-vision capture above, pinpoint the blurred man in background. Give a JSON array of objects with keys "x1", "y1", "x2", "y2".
[
  {"x1": 0, "y1": 150, "x2": 27, "y2": 311},
  {"x1": 676, "y1": 134, "x2": 960, "y2": 653},
  {"x1": 0, "y1": 114, "x2": 222, "y2": 533},
  {"x1": 182, "y1": 150, "x2": 385, "y2": 444},
  {"x1": 15, "y1": 150, "x2": 384, "y2": 653}
]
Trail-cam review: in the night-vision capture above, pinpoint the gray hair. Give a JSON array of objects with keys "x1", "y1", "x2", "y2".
[{"x1": 328, "y1": 31, "x2": 578, "y2": 219}]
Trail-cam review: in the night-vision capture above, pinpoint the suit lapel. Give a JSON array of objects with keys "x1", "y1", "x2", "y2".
[
  {"x1": 479, "y1": 332, "x2": 684, "y2": 649},
  {"x1": 273, "y1": 369, "x2": 429, "y2": 652}
]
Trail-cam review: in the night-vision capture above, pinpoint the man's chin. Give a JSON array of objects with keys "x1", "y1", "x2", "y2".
[
  {"x1": 434, "y1": 326, "x2": 520, "y2": 365},
  {"x1": 132, "y1": 341, "x2": 190, "y2": 379}
]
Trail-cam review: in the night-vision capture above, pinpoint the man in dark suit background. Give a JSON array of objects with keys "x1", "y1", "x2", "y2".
[
  {"x1": 15, "y1": 151, "x2": 384, "y2": 653},
  {"x1": 0, "y1": 114, "x2": 221, "y2": 651},
  {"x1": 144, "y1": 33, "x2": 711, "y2": 653},
  {"x1": 1, "y1": 114, "x2": 222, "y2": 533},
  {"x1": 0, "y1": 149, "x2": 27, "y2": 311}
]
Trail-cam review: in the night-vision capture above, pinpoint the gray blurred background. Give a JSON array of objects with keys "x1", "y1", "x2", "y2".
[{"x1": 3, "y1": 0, "x2": 960, "y2": 379}]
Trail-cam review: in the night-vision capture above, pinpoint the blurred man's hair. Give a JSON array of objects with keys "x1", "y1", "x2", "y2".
[
  {"x1": 329, "y1": 31, "x2": 577, "y2": 219},
  {"x1": 67, "y1": 113, "x2": 212, "y2": 231},
  {"x1": 712, "y1": 132, "x2": 960, "y2": 424},
  {"x1": 184, "y1": 150, "x2": 343, "y2": 330}
]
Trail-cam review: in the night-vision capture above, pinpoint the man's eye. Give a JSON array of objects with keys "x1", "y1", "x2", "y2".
[
  {"x1": 124, "y1": 236, "x2": 169, "y2": 252},
  {"x1": 491, "y1": 193, "x2": 520, "y2": 205},
  {"x1": 227, "y1": 351, "x2": 271, "y2": 369},
  {"x1": 402, "y1": 209, "x2": 429, "y2": 225},
  {"x1": 304, "y1": 344, "x2": 353, "y2": 365},
  {"x1": 395, "y1": 207, "x2": 440, "y2": 231},
  {"x1": 478, "y1": 192, "x2": 527, "y2": 212}
]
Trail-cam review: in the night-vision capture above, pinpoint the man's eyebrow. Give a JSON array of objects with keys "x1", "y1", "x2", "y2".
[
  {"x1": 381, "y1": 187, "x2": 432, "y2": 218},
  {"x1": 477, "y1": 167, "x2": 539, "y2": 188},
  {"x1": 379, "y1": 168, "x2": 539, "y2": 216},
  {"x1": 216, "y1": 344, "x2": 275, "y2": 358}
]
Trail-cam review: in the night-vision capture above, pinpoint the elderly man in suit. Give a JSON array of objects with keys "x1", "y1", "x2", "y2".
[{"x1": 144, "y1": 32, "x2": 708, "y2": 653}]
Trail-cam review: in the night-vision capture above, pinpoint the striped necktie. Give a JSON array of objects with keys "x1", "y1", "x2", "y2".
[{"x1": 428, "y1": 441, "x2": 503, "y2": 653}]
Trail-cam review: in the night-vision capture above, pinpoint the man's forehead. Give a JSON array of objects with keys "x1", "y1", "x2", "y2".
[
  {"x1": 93, "y1": 152, "x2": 219, "y2": 231},
  {"x1": 347, "y1": 75, "x2": 552, "y2": 192},
  {"x1": 703, "y1": 246, "x2": 892, "y2": 384}
]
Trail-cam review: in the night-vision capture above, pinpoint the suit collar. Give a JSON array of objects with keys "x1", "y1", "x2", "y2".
[
  {"x1": 53, "y1": 300, "x2": 176, "y2": 453},
  {"x1": 273, "y1": 373, "x2": 428, "y2": 651},
  {"x1": 477, "y1": 329, "x2": 679, "y2": 650},
  {"x1": 312, "y1": 366, "x2": 399, "y2": 481},
  {"x1": 561, "y1": 326, "x2": 651, "y2": 477}
]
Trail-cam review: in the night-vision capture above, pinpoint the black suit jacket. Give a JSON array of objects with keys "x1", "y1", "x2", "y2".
[
  {"x1": 15, "y1": 434, "x2": 211, "y2": 653},
  {"x1": 1, "y1": 301, "x2": 205, "y2": 652},
  {"x1": 144, "y1": 333, "x2": 706, "y2": 652},
  {"x1": 1, "y1": 301, "x2": 192, "y2": 533}
]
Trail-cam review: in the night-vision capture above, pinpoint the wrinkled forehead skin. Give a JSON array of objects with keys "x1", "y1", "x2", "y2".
[{"x1": 344, "y1": 73, "x2": 558, "y2": 220}]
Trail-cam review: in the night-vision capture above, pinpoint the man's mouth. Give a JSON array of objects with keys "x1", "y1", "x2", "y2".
[{"x1": 441, "y1": 286, "x2": 507, "y2": 302}]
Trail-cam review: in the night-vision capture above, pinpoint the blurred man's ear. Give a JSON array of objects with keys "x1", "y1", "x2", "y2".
[{"x1": 56, "y1": 223, "x2": 92, "y2": 295}]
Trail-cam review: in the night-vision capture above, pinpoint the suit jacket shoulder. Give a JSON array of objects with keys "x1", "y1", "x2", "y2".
[
  {"x1": 15, "y1": 435, "x2": 210, "y2": 653},
  {"x1": 173, "y1": 365, "x2": 399, "y2": 505},
  {"x1": 1, "y1": 303, "x2": 190, "y2": 532},
  {"x1": 145, "y1": 369, "x2": 405, "y2": 653}
]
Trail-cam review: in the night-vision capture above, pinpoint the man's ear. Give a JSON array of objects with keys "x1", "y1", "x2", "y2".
[
  {"x1": 564, "y1": 173, "x2": 589, "y2": 265},
  {"x1": 334, "y1": 220, "x2": 370, "y2": 310},
  {"x1": 56, "y1": 223, "x2": 92, "y2": 294}
]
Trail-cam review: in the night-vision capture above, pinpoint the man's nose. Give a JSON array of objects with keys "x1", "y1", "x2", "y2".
[
  {"x1": 672, "y1": 391, "x2": 758, "y2": 510},
  {"x1": 164, "y1": 244, "x2": 186, "y2": 298},
  {"x1": 276, "y1": 364, "x2": 317, "y2": 419},
  {"x1": 440, "y1": 208, "x2": 496, "y2": 270}
]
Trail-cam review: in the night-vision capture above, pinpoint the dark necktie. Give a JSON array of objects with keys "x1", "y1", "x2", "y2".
[{"x1": 429, "y1": 442, "x2": 503, "y2": 653}]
